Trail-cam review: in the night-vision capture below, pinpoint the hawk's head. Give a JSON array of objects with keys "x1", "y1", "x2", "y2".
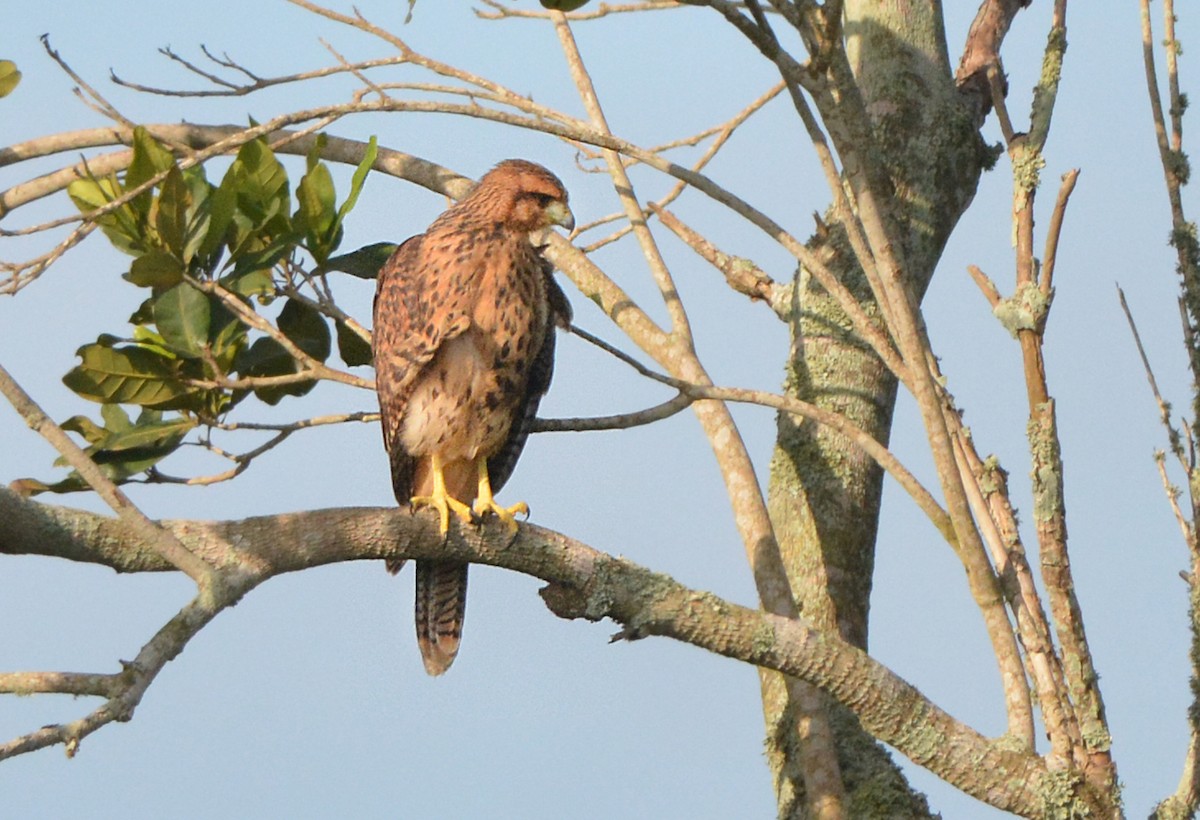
[{"x1": 475, "y1": 159, "x2": 575, "y2": 234}]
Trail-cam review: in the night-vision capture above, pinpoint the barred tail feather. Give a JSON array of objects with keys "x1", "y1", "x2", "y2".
[{"x1": 415, "y1": 560, "x2": 468, "y2": 676}]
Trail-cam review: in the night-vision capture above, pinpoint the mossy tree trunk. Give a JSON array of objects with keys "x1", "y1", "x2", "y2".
[{"x1": 760, "y1": 2, "x2": 992, "y2": 815}]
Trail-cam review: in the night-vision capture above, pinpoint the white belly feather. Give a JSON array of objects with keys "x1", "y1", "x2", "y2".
[{"x1": 399, "y1": 333, "x2": 516, "y2": 462}]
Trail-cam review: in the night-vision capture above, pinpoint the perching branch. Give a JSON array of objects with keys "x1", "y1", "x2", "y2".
[{"x1": 0, "y1": 487, "x2": 1067, "y2": 816}]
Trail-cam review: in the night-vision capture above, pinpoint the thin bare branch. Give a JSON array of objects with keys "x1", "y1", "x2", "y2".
[
  {"x1": 189, "y1": 275, "x2": 374, "y2": 391},
  {"x1": 211, "y1": 411, "x2": 378, "y2": 433},
  {"x1": 0, "y1": 586, "x2": 246, "y2": 761},
  {"x1": 579, "y1": 81, "x2": 785, "y2": 252},
  {"x1": 0, "y1": 362, "x2": 216, "y2": 588},
  {"x1": 0, "y1": 223, "x2": 96, "y2": 295},
  {"x1": 955, "y1": 0, "x2": 1035, "y2": 123},
  {"x1": 0, "y1": 671, "x2": 122, "y2": 699},
  {"x1": 554, "y1": 12, "x2": 692, "y2": 341},
  {"x1": 651, "y1": 204, "x2": 787, "y2": 316},
  {"x1": 986, "y1": 65, "x2": 1017, "y2": 144},
  {"x1": 966, "y1": 264, "x2": 1003, "y2": 309},
  {"x1": 1040, "y1": 169, "x2": 1080, "y2": 296},
  {"x1": 40, "y1": 35, "x2": 135, "y2": 131},
  {"x1": 1119, "y1": 286, "x2": 1190, "y2": 474},
  {"x1": 112, "y1": 50, "x2": 407, "y2": 98},
  {"x1": 533, "y1": 394, "x2": 693, "y2": 433}
]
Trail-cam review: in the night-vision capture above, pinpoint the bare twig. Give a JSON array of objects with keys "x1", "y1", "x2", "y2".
[
  {"x1": 533, "y1": 394, "x2": 693, "y2": 433},
  {"x1": 0, "y1": 585, "x2": 250, "y2": 761},
  {"x1": 1040, "y1": 169, "x2": 1080, "y2": 297},
  {"x1": 111, "y1": 51, "x2": 406, "y2": 98},
  {"x1": 1119, "y1": 286, "x2": 1185, "y2": 461},
  {"x1": 986, "y1": 65, "x2": 1017, "y2": 144},
  {"x1": 188, "y1": 275, "x2": 374, "y2": 391},
  {"x1": 40, "y1": 35, "x2": 135, "y2": 131},
  {"x1": 0, "y1": 361, "x2": 215, "y2": 589},
  {"x1": 966, "y1": 264, "x2": 1003, "y2": 309},
  {"x1": 651, "y1": 204, "x2": 787, "y2": 316},
  {"x1": 955, "y1": 0, "x2": 1035, "y2": 123},
  {"x1": 554, "y1": 12, "x2": 692, "y2": 341},
  {"x1": 578, "y1": 81, "x2": 784, "y2": 252},
  {"x1": 211, "y1": 411, "x2": 379, "y2": 433},
  {"x1": 0, "y1": 223, "x2": 96, "y2": 295},
  {"x1": 0, "y1": 671, "x2": 122, "y2": 699}
]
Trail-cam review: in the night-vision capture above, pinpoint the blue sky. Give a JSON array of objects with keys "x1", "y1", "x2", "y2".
[{"x1": 0, "y1": 2, "x2": 1192, "y2": 817}]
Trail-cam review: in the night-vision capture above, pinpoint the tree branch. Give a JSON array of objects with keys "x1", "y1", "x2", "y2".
[
  {"x1": 0, "y1": 361, "x2": 216, "y2": 589},
  {"x1": 955, "y1": 0, "x2": 1034, "y2": 123},
  {"x1": 0, "y1": 486, "x2": 1064, "y2": 815}
]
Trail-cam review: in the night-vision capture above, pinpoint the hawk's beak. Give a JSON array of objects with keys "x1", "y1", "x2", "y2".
[{"x1": 546, "y1": 200, "x2": 575, "y2": 233}]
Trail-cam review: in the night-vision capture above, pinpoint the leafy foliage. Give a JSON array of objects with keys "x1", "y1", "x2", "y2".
[{"x1": 22, "y1": 129, "x2": 386, "y2": 494}]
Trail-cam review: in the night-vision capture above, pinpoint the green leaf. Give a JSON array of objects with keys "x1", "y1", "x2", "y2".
[
  {"x1": 304, "y1": 133, "x2": 328, "y2": 174},
  {"x1": 155, "y1": 166, "x2": 192, "y2": 259},
  {"x1": 126, "y1": 128, "x2": 175, "y2": 190},
  {"x1": 129, "y1": 299, "x2": 154, "y2": 325},
  {"x1": 94, "y1": 414, "x2": 195, "y2": 454},
  {"x1": 223, "y1": 268, "x2": 275, "y2": 298},
  {"x1": 63, "y1": 342, "x2": 186, "y2": 407},
  {"x1": 277, "y1": 298, "x2": 331, "y2": 362},
  {"x1": 199, "y1": 165, "x2": 238, "y2": 259},
  {"x1": 67, "y1": 175, "x2": 118, "y2": 211},
  {"x1": 233, "y1": 299, "x2": 330, "y2": 405},
  {"x1": 225, "y1": 138, "x2": 290, "y2": 229},
  {"x1": 330, "y1": 136, "x2": 377, "y2": 239},
  {"x1": 229, "y1": 237, "x2": 290, "y2": 280},
  {"x1": 210, "y1": 312, "x2": 248, "y2": 374},
  {"x1": 25, "y1": 407, "x2": 192, "y2": 491},
  {"x1": 67, "y1": 175, "x2": 145, "y2": 255},
  {"x1": 153, "y1": 282, "x2": 211, "y2": 358},
  {"x1": 179, "y1": 167, "x2": 214, "y2": 266},
  {"x1": 235, "y1": 336, "x2": 310, "y2": 406},
  {"x1": 0, "y1": 60, "x2": 22, "y2": 98},
  {"x1": 100, "y1": 403, "x2": 132, "y2": 432},
  {"x1": 336, "y1": 320, "x2": 373, "y2": 367},
  {"x1": 10, "y1": 475, "x2": 91, "y2": 496},
  {"x1": 130, "y1": 326, "x2": 179, "y2": 359},
  {"x1": 295, "y1": 162, "x2": 337, "y2": 263},
  {"x1": 236, "y1": 336, "x2": 292, "y2": 377},
  {"x1": 125, "y1": 249, "x2": 185, "y2": 288},
  {"x1": 323, "y1": 242, "x2": 397, "y2": 280},
  {"x1": 61, "y1": 414, "x2": 106, "y2": 444},
  {"x1": 126, "y1": 127, "x2": 175, "y2": 222}
]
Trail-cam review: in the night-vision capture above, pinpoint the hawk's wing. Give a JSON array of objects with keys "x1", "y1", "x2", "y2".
[
  {"x1": 486, "y1": 261, "x2": 573, "y2": 492},
  {"x1": 373, "y1": 233, "x2": 472, "y2": 502}
]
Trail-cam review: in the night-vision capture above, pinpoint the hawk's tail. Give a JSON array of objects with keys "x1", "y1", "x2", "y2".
[{"x1": 415, "y1": 559, "x2": 468, "y2": 676}]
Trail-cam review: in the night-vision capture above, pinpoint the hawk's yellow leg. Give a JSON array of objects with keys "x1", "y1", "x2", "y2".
[
  {"x1": 472, "y1": 457, "x2": 528, "y2": 534},
  {"x1": 410, "y1": 453, "x2": 475, "y2": 535}
]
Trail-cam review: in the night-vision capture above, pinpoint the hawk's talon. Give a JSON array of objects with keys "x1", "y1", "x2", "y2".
[
  {"x1": 472, "y1": 498, "x2": 528, "y2": 535},
  {"x1": 472, "y1": 457, "x2": 527, "y2": 535},
  {"x1": 410, "y1": 492, "x2": 475, "y2": 535},
  {"x1": 409, "y1": 453, "x2": 477, "y2": 535}
]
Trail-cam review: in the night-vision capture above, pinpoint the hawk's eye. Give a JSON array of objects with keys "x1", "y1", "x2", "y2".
[{"x1": 533, "y1": 193, "x2": 556, "y2": 208}]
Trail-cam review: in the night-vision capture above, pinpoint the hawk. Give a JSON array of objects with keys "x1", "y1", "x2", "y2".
[{"x1": 373, "y1": 159, "x2": 574, "y2": 676}]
